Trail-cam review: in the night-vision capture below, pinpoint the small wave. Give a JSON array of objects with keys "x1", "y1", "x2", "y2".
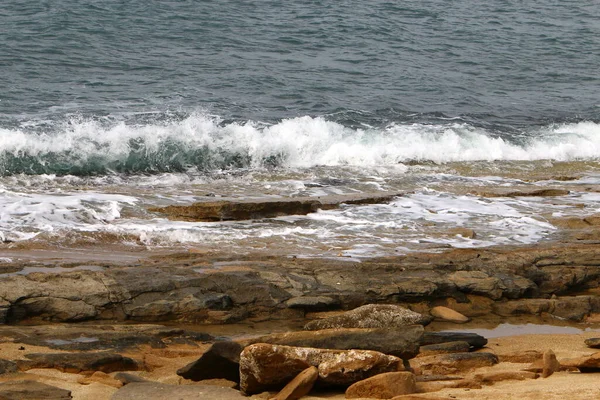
[{"x1": 1, "y1": 114, "x2": 600, "y2": 176}]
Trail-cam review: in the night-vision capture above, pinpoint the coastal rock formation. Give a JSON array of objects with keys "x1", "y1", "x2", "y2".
[
  {"x1": 238, "y1": 343, "x2": 403, "y2": 394},
  {"x1": 304, "y1": 304, "x2": 432, "y2": 330},
  {"x1": 149, "y1": 192, "x2": 401, "y2": 222}
]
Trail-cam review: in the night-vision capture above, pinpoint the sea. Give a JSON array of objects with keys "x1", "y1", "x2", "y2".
[{"x1": 1, "y1": 1, "x2": 599, "y2": 259}]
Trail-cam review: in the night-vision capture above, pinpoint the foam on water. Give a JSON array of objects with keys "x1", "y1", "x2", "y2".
[{"x1": 2, "y1": 115, "x2": 600, "y2": 176}]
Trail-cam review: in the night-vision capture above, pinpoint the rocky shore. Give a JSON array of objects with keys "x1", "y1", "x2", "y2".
[{"x1": 3, "y1": 191, "x2": 600, "y2": 399}]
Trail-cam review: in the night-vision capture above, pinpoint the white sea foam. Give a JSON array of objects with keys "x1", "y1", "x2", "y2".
[{"x1": 2, "y1": 115, "x2": 600, "y2": 172}]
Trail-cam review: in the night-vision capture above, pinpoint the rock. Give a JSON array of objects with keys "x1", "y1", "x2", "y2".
[
  {"x1": 16, "y1": 352, "x2": 139, "y2": 374},
  {"x1": 114, "y1": 372, "x2": 149, "y2": 385},
  {"x1": 345, "y1": 372, "x2": 417, "y2": 399},
  {"x1": 411, "y1": 352, "x2": 498, "y2": 375},
  {"x1": 149, "y1": 192, "x2": 400, "y2": 222},
  {"x1": 584, "y1": 338, "x2": 600, "y2": 349},
  {"x1": 0, "y1": 359, "x2": 17, "y2": 375},
  {"x1": 0, "y1": 380, "x2": 72, "y2": 400},
  {"x1": 177, "y1": 341, "x2": 243, "y2": 382},
  {"x1": 442, "y1": 296, "x2": 494, "y2": 318},
  {"x1": 493, "y1": 299, "x2": 552, "y2": 317},
  {"x1": 551, "y1": 296, "x2": 592, "y2": 321},
  {"x1": 304, "y1": 304, "x2": 432, "y2": 330},
  {"x1": 286, "y1": 296, "x2": 340, "y2": 311},
  {"x1": 560, "y1": 352, "x2": 600, "y2": 372},
  {"x1": 270, "y1": 366, "x2": 318, "y2": 400},
  {"x1": 417, "y1": 341, "x2": 471, "y2": 357},
  {"x1": 110, "y1": 382, "x2": 247, "y2": 400},
  {"x1": 473, "y1": 371, "x2": 538, "y2": 384},
  {"x1": 498, "y1": 350, "x2": 542, "y2": 363},
  {"x1": 542, "y1": 349, "x2": 560, "y2": 378},
  {"x1": 448, "y1": 271, "x2": 504, "y2": 300},
  {"x1": 78, "y1": 371, "x2": 123, "y2": 388},
  {"x1": 420, "y1": 332, "x2": 487, "y2": 349},
  {"x1": 473, "y1": 188, "x2": 570, "y2": 198},
  {"x1": 239, "y1": 343, "x2": 403, "y2": 394},
  {"x1": 250, "y1": 326, "x2": 424, "y2": 360},
  {"x1": 430, "y1": 306, "x2": 469, "y2": 323}
]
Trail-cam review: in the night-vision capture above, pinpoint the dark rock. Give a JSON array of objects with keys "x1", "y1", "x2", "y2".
[
  {"x1": 473, "y1": 188, "x2": 570, "y2": 198},
  {"x1": 584, "y1": 338, "x2": 600, "y2": 349},
  {"x1": 271, "y1": 366, "x2": 318, "y2": 400},
  {"x1": 304, "y1": 304, "x2": 432, "y2": 330},
  {"x1": 448, "y1": 271, "x2": 505, "y2": 300},
  {"x1": 148, "y1": 192, "x2": 400, "y2": 222},
  {"x1": 420, "y1": 332, "x2": 488, "y2": 349},
  {"x1": 418, "y1": 341, "x2": 471, "y2": 357},
  {"x1": 250, "y1": 326, "x2": 424, "y2": 360},
  {"x1": 111, "y1": 382, "x2": 247, "y2": 400},
  {"x1": 17, "y1": 352, "x2": 139, "y2": 373},
  {"x1": 239, "y1": 343, "x2": 403, "y2": 394},
  {"x1": 285, "y1": 296, "x2": 340, "y2": 311},
  {"x1": 411, "y1": 352, "x2": 499, "y2": 375},
  {"x1": 0, "y1": 380, "x2": 72, "y2": 400},
  {"x1": 177, "y1": 341, "x2": 243, "y2": 382},
  {"x1": 345, "y1": 371, "x2": 417, "y2": 398},
  {"x1": 0, "y1": 359, "x2": 17, "y2": 375}
]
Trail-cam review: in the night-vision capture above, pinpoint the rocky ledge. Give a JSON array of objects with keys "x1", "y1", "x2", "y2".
[{"x1": 3, "y1": 241, "x2": 600, "y2": 324}]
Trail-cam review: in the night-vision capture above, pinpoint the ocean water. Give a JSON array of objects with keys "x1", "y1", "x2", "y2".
[{"x1": 1, "y1": 1, "x2": 599, "y2": 258}]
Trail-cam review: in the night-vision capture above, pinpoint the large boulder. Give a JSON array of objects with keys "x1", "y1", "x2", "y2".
[
  {"x1": 345, "y1": 372, "x2": 417, "y2": 398},
  {"x1": 250, "y1": 326, "x2": 424, "y2": 360},
  {"x1": 239, "y1": 343, "x2": 403, "y2": 394},
  {"x1": 304, "y1": 304, "x2": 432, "y2": 331}
]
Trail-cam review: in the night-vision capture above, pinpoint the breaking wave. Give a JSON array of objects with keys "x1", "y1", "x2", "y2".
[{"x1": 1, "y1": 114, "x2": 600, "y2": 176}]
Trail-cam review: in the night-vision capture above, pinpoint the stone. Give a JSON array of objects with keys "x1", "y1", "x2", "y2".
[
  {"x1": 0, "y1": 359, "x2": 17, "y2": 375},
  {"x1": 473, "y1": 371, "x2": 538, "y2": 384},
  {"x1": 249, "y1": 326, "x2": 424, "y2": 360},
  {"x1": 420, "y1": 332, "x2": 487, "y2": 349},
  {"x1": 304, "y1": 304, "x2": 432, "y2": 330},
  {"x1": 16, "y1": 352, "x2": 139, "y2": 374},
  {"x1": 417, "y1": 341, "x2": 471, "y2": 357},
  {"x1": 411, "y1": 352, "x2": 499, "y2": 375},
  {"x1": 239, "y1": 343, "x2": 403, "y2": 394},
  {"x1": 177, "y1": 341, "x2": 243, "y2": 382},
  {"x1": 551, "y1": 297, "x2": 592, "y2": 321},
  {"x1": 498, "y1": 350, "x2": 542, "y2": 363},
  {"x1": 78, "y1": 371, "x2": 123, "y2": 388},
  {"x1": 345, "y1": 372, "x2": 417, "y2": 399},
  {"x1": 0, "y1": 380, "x2": 72, "y2": 400},
  {"x1": 285, "y1": 296, "x2": 340, "y2": 311},
  {"x1": 542, "y1": 349, "x2": 560, "y2": 378},
  {"x1": 473, "y1": 188, "x2": 570, "y2": 198},
  {"x1": 114, "y1": 372, "x2": 149, "y2": 385},
  {"x1": 442, "y1": 296, "x2": 494, "y2": 317},
  {"x1": 270, "y1": 366, "x2": 318, "y2": 400},
  {"x1": 448, "y1": 271, "x2": 504, "y2": 300},
  {"x1": 493, "y1": 299, "x2": 552, "y2": 317},
  {"x1": 111, "y1": 382, "x2": 247, "y2": 400},
  {"x1": 149, "y1": 193, "x2": 400, "y2": 222},
  {"x1": 560, "y1": 352, "x2": 600, "y2": 373},
  {"x1": 584, "y1": 337, "x2": 600, "y2": 349},
  {"x1": 430, "y1": 306, "x2": 469, "y2": 323}
]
